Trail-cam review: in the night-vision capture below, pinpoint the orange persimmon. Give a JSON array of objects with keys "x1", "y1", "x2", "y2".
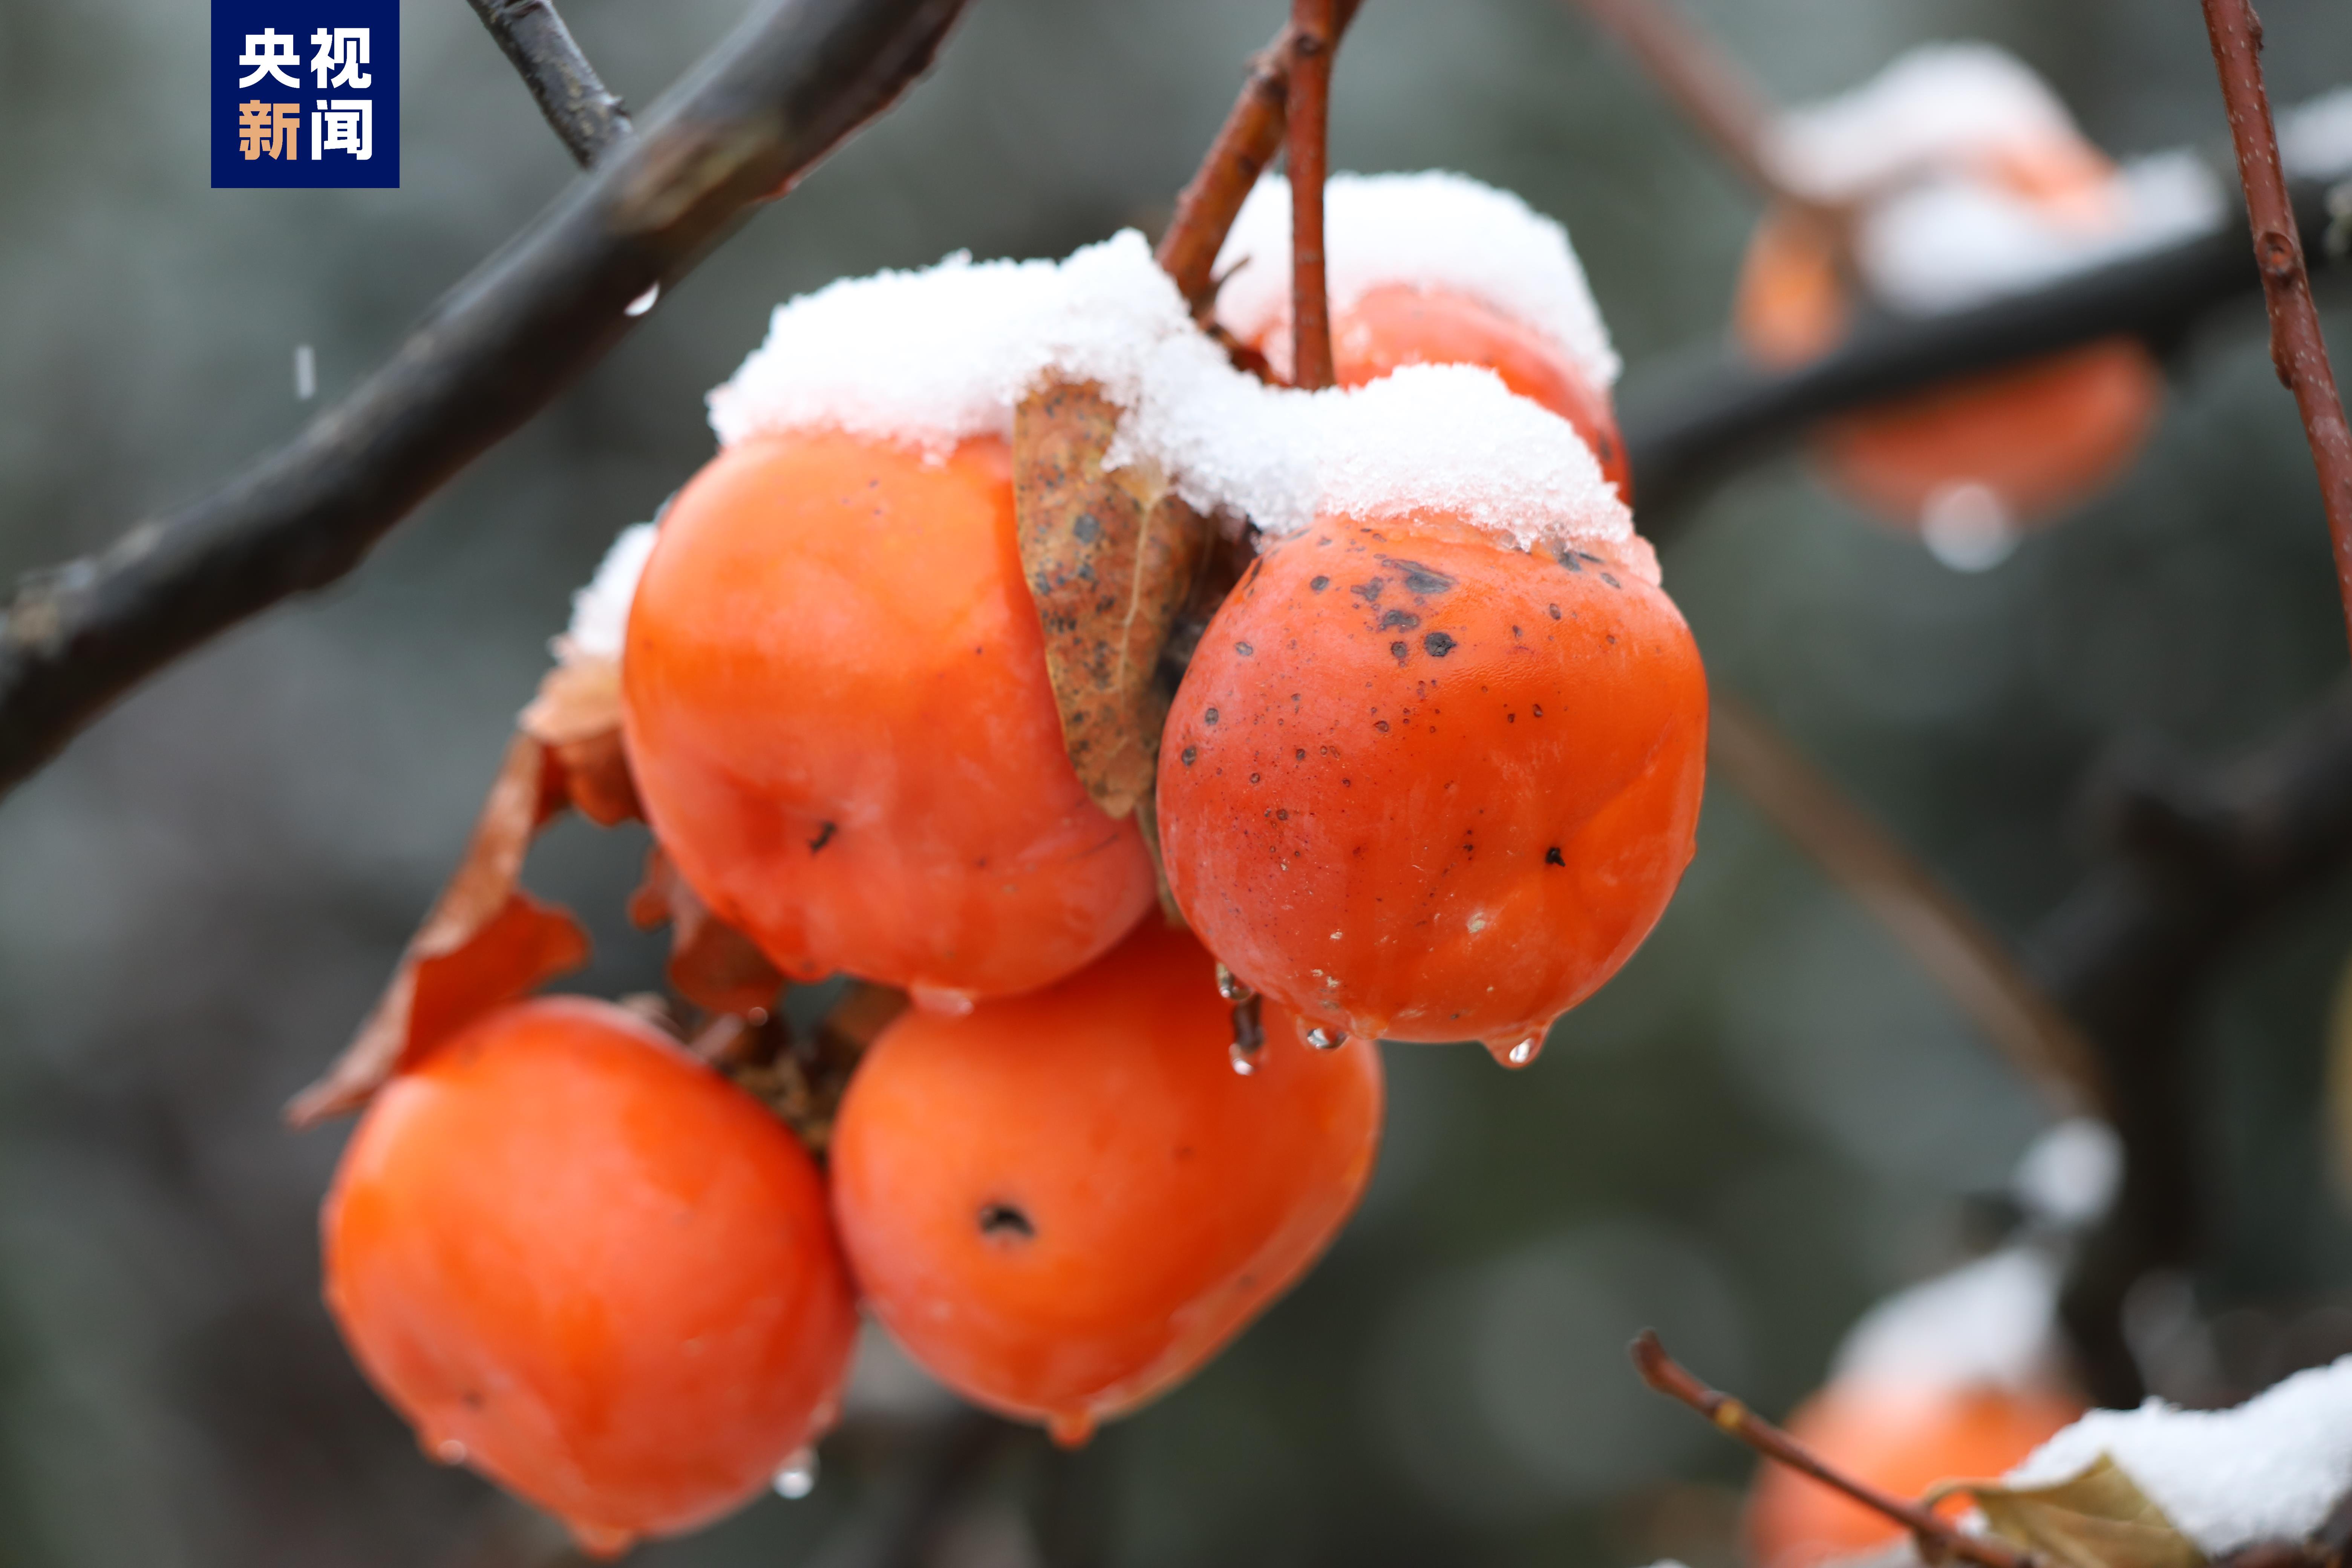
[
  {"x1": 323, "y1": 997, "x2": 857, "y2": 1557},
  {"x1": 620, "y1": 430, "x2": 1157, "y2": 1010},
  {"x1": 829, "y1": 919, "x2": 1384, "y2": 1444},
  {"x1": 1156, "y1": 515, "x2": 1706, "y2": 1064},
  {"x1": 1745, "y1": 1381, "x2": 2085, "y2": 1568}
]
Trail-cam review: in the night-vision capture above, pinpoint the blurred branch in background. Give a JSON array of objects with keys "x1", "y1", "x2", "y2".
[
  {"x1": 464, "y1": 0, "x2": 634, "y2": 165},
  {"x1": 2035, "y1": 686, "x2": 2352, "y2": 1405},
  {"x1": 1624, "y1": 175, "x2": 2349, "y2": 523},
  {"x1": 1709, "y1": 691, "x2": 2108, "y2": 1118},
  {"x1": 0, "y1": 0, "x2": 972, "y2": 800},
  {"x1": 2197, "y1": 0, "x2": 2352, "y2": 655}
]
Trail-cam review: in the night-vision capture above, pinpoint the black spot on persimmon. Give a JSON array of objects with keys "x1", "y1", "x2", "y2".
[
  {"x1": 1236, "y1": 641, "x2": 1255, "y2": 657},
  {"x1": 1071, "y1": 513, "x2": 1102, "y2": 543},
  {"x1": 1295, "y1": 748, "x2": 1307, "y2": 761},
  {"x1": 1380, "y1": 609, "x2": 1422, "y2": 631},
  {"x1": 1600, "y1": 572, "x2": 1622, "y2": 590},
  {"x1": 1547, "y1": 604, "x2": 1562, "y2": 619},
  {"x1": 1379, "y1": 558, "x2": 1456, "y2": 595},
  {"x1": 1204, "y1": 707, "x2": 1220, "y2": 725},
  {"x1": 1310, "y1": 575, "x2": 1331, "y2": 591},
  {"x1": 1353, "y1": 577, "x2": 1387, "y2": 603},
  {"x1": 1181, "y1": 746, "x2": 1197, "y2": 765},
  {"x1": 1390, "y1": 640, "x2": 1410, "y2": 661},
  {"x1": 978, "y1": 1202, "x2": 1035, "y2": 1239},
  {"x1": 1423, "y1": 632, "x2": 1458, "y2": 658},
  {"x1": 809, "y1": 821, "x2": 837, "y2": 854},
  {"x1": 1546, "y1": 846, "x2": 1565, "y2": 866}
]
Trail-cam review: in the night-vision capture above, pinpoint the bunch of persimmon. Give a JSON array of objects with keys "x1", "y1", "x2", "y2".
[{"x1": 313, "y1": 171, "x2": 1708, "y2": 1554}]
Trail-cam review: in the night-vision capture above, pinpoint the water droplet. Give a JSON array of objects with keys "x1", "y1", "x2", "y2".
[
  {"x1": 910, "y1": 983, "x2": 976, "y2": 1017},
  {"x1": 624, "y1": 283, "x2": 660, "y2": 317},
  {"x1": 566, "y1": 1519, "x2": 637, "y2": 1559},
  {"x1": 433, "y1": 1437, "x2": 469, "y2": 1465},
  {"x1": 1305, "y1": 1026, "x2": 1346, "y2": 1051},
  {"x1": 1484, "y1": 1034, "x2": 1544, "y2": 1069},
  {"x1": 772, "y1": 1447, "x2": 818, "y2": 1499},
  {"x1": 1918, "y1": 480, "x2": 2017, "y2": 572},
  {"x1": 1047, "y1": 1410, "x2": 1098, "y2": 1448},
  {"x1": 1215, "y1": 962, "x2": 1255, "y2": 1003},
  {"x1": 1229, "y1": 996, "x2": 1265, "y2": 1075}
]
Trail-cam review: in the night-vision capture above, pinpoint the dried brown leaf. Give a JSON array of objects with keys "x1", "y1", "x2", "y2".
[
  {"x1": 1928, "y1": 1456, "x2": 2205, "y2": 1568},
  {"x1": 1014, "y1": 377, "x2": 1212, "y2": 820},
  {"x1": 521, "y1": 655, "x2": 641, "y2": 826},
  {"x1": 286, "y1": 735, "x2": 591, "y2": 1126},
  {"x1": 722, "y1": 982, "x2": 909, "y2": 1156},
  {"x1": 628, "y1": 845, "x2": 786, "y2": 1018}
]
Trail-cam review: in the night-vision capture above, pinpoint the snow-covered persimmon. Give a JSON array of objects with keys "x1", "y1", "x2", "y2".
[
  {"x1": 620, "y1": 428, "x2": 1156, "y2": 1010},
  {"x1": 322, "y1": 997, "x2": 857, "y2": 1557},
  {"x1": 1156, "y1": 369, "x2": 1705, "y2": 1064},
  {"x1": 829, "y1": 919, "x2": 1383, "y2": 1444},
  {"x1": 1216, "y1": 172, "x2": 1632, "y2": 498},
  {"x1": 1735, "y1": 46, "x2": 2165, "y2": 541}
]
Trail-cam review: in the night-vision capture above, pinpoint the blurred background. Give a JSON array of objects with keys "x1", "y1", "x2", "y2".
[{"x1": 4, "y1": 0, "x2": 2352, "y2": 1562}]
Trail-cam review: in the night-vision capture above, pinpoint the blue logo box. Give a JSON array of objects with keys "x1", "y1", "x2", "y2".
[{"x1": 213, "y1": 0, "x2": 399, "y2": 188}]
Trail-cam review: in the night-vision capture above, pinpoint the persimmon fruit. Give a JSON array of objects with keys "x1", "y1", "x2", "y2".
[
  {"x1": 1734, "y1": 138, "x2": 2162, "y2": 534},
  {"x1": 828, "y1": 919, "x2": 1384, "y2": 1444},
  {"x1": 620, "y1": 429, "x2": 1158, "y2": 1010},
  {"x1": 1744, "y1": 1380, "x2": 2085, "y2": 1568},
  {"x1": 1157, "y1": 514, "x2": 1706, "y2": 1064},
  {"x1": 322, "y1": 997, "x2": 858, "y2": 1557}
]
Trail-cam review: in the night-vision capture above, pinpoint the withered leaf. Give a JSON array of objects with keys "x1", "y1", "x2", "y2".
[
  {"x1": 521, "y1": 654, "x2": 641, "y2": 827},
  {"x1": 286, "y1": 735, "x2": 591, "y2": 1126},
  {"x1": 629, "y1": 845, "x2": 787, "y2": 1018},
  {"x1": 705, "y1": 982, "x2": 909, "y2": 1156},
  {"x1": 1014, "y1": 377, "x2": 1212, "y2": 820},
  {"x1": 1927, "y1": 1455, "x2": 2205, "y2": 1568}
]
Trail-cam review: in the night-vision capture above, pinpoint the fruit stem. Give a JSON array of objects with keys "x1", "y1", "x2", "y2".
[
  {"x1": 2197, "y1": 0, "x2": 2352, "y2": 660},
  {"x1": 1629, "y1": 1331, "x2": 2040, "y2": 1568},
  {"x1": 1284, "y1": 0, "x2": 1338, "y2": 390},
  {"x1": 1155, "y1": 0, "x2": 1365, "y2": 314}
]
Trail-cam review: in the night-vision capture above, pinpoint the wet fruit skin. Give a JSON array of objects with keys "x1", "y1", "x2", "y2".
[
  {"x1": 1733, "y1": 139, "x2": 2161, "y2": 530},
  {"x1": 1245, "y1": 282, "x2": 1634, "y2": 502},
  {"x1": 1745, "y1": 1382, "x2": 2084, "y2": 1568},
  {"x1": 1157, "y1": 515, "x2": 1706, "y2": 1055},
  {"x1": 829, "y1": 919, "x2": 1384, "y2": 1442},
  {"x1": 323, "y1": 997, "x2": 858, "y2": 1557},
  {"x1": 622, "y1": 429, "x2": 1158, "y2": 1006}
]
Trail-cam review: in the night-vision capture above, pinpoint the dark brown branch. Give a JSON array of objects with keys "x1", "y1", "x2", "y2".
[
  {"x1": 1711, "y1": 691, "x2": 2107, "y2": 1118},
  {"x1": 0, "y1": 0, "x2": 972, "y2": 800},
  {"x1": 1630, "y1": 1331, "x2": 2038, "y2": 1568},
  {"x1": 1153, "y1": 0, "x2": 1365, "y2": 313},
  {"x1": 2035, "y1": 684, "x2": 2352, "y2": 1406},
  {"x1": 1625, "y1": 173, "x2": 2347, "y2": 524},
  {"x1": 1285, "y1": 0, "x2": 1337, "y2": 389},
  {"x1": 466, "y1": 0, "x2": 633, "y2": 165},
  {"x1": 2199, "y1": 0, "x2": 2352, "y2": 657}
]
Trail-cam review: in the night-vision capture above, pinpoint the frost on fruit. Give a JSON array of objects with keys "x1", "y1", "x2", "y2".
[
  {"x1": 1765, "y1": 44, "x2": 2224, "y2": 313},
  {"x1": 287, "y1": 734, "x2": 589, "y2": 1125},
  {"x1": 1211, "y1": 170, "x2": 1622, "y2": 394},
  {"x1": 1012, "y1": 377, "x2": 1211, "y2": 821}
]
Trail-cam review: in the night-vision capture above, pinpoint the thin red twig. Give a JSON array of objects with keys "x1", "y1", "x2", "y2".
[
  {"x1": 1154, "y1": 0, "x2": 1364, "y2": 314},
  {"x1": 2199, "y1": 0, "x2": 2352, "y2": 655},
  {"x1": 1629, "y1": 1332, "x2": 2038, "y2": 1568},
  {"x1": 1285, "y1": 0, "x2": 1337, "y2": 390}
]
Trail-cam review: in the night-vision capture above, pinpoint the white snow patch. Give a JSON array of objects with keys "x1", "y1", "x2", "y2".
[
  {"x1": 1767, "y1": 44, "x2": 2079, "y2": 203},
  {"x1": 2281, "y1": 87, "x2": 2352, "y2": 179},
  {"x1": 707, "y1": 232, "x2": 1631, "y2": 553},
  {"x1": 2011, "y1": 1118, "x2": 2122, "y2": 1231},
  {"x1": 562, "y1": 521, "x2": 658, "y2": 662},
  {"x1": 1831, "y1": 1247, "x2": 2066, "y2": 1395},
  {"x1": 2008, "y1": 1356, "x2": 2352, "y2": 1553},
  {"x1": 1211, "y1": 171, "x2": 1621, "y2": 392},
  {"x1": 1856, "y1": 150, "x2": 2224, "y2": 313}
]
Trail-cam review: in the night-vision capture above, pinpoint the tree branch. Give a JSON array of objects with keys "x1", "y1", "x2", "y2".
[
  {"x1": 2199, "y1": 0, "x2": 2352, "y2": 657},
  {"x1": 1624, "y1": 173, "x2": 2347, "y2": 524},
  {"x1": 1711, "y1": 691, "x2": 2108, "y2": 1118},
  {"x1": 466, "y1": 0, "x2": 634, "y2": 166},
  {"x1": 1153, "y1": 0, "x2": 1365, "y2": 313},
  {"x1": 0, "y1": 0, "x2": 973, "y2": 800},
  {"x1": 1285, "y1": 0, "x2": 1337, "y2": 389},
  {"x1": 2034, "y1": 684, "x2": 2352, "y2": 1406}
]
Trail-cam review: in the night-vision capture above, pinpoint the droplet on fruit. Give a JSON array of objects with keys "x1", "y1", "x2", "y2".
[
  {"x1": 1047, "y1": 1410, "x2": 1098, "y2": 1449},
  {"x1": 1215, "y1": 962, "x2": 1255, "y2": 1003},
  {"x1": 625, "y1": 283, "x2": 660, "y2": 317},
  {"x1": 566, "y1": 1519, "x2": 637, "y2": 1559},
  {"x1": 1918, "y1": 481, "x2": 2018, "y2": 573},
  {"x1": 772, "y1": 1447, "x2": 818, "y2": 1499},
  {"x1": 910, "y1": 984, "x2": 978, "y2": 1017},
  {"x1": 430, "y1": 1436, "x2": 468, "y2": 1465},
  {"x1": 1486, "y1": 1034, "x2": 1544, "y2": 1069},
  {"x1": 1230, "y1": 997, "x2": 1265, "y2": 1076},
  {"x1": 1305, "y1": 1026, "x2": 1347, "y2": 1051}
]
